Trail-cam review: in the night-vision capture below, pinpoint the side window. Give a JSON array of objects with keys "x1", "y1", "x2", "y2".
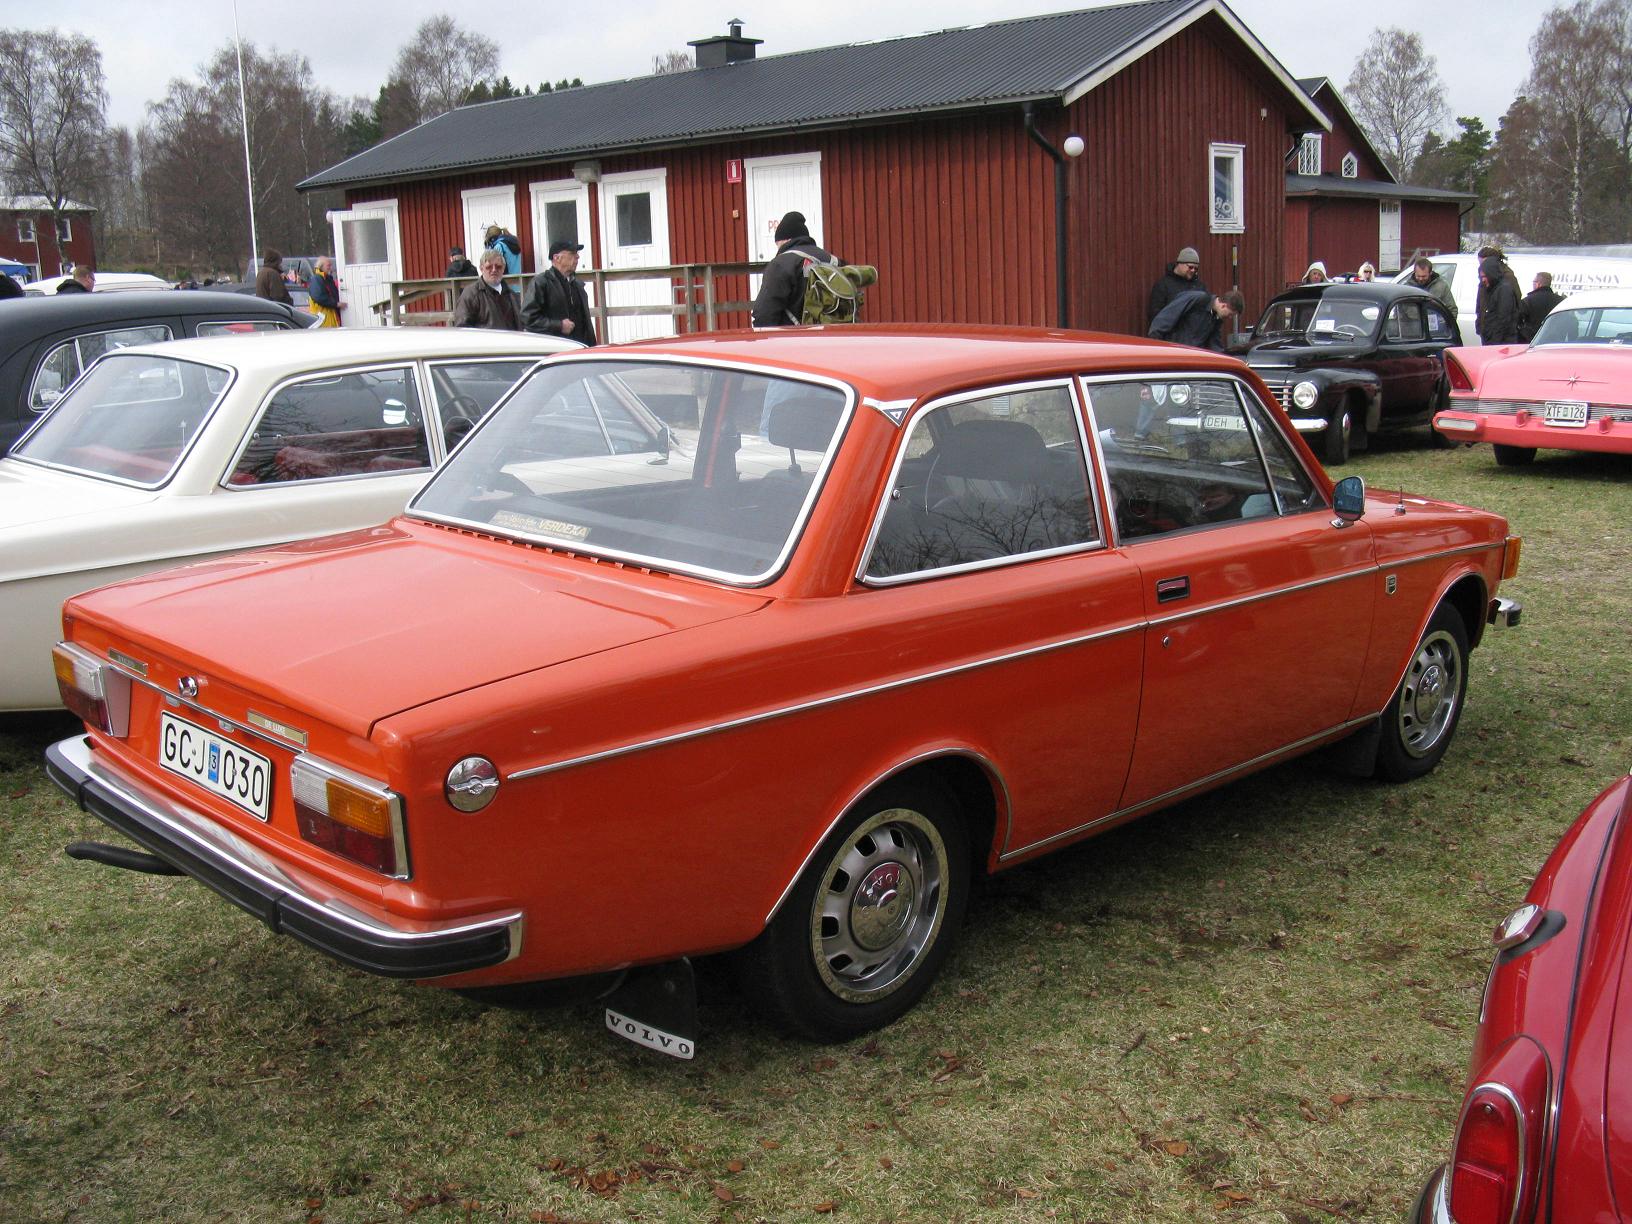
[
  {"x1": 229, "y1": 366, "x2": 430, "y2": 486},
  {"x1": 865, "y1": 385, "x2": 1098, "y2": 581},
  {"x1": 1089, "y1": 378, "x2": 1287, "y2": 541},
  {"x1": 78, "y1": 325, "x2": 172, "y2": 365},
  {"x1": 1385, "y1": 303, "x2": 1425, "y2": 342},
  {"x1": 1242, "y1": 393, "x2": 1323, "y2": 514},
  {"x1": 30, "y1": 341, "x2": 81, "y2": 411},
  {"x1": 1426, "y1": 303, "x2": 1455, "y2": 342},
  {"x1": 196, "y1": 320, "x2": 291, "y2": 337},
  {"x1": 429, "y1": 360, "x2": 535, "y2": 449}
]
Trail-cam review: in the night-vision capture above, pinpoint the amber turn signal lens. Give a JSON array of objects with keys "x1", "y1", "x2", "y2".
[
  {"x1": 290, "y1": 756, "x2": 406, "y2": 878},
  {"x1": 52, "y1": 642, "x2": 131, "y2": 737},
  {"x1": 1502, "y1": 536, "x2": 1522, "y2": 579}
]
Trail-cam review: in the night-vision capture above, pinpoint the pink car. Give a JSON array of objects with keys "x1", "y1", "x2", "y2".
[{"x1": 1436, "y1": 289, "x2": 1632, "y2": 465}]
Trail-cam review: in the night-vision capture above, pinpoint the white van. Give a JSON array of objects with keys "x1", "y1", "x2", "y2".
[{"x1": 1395, "y1": 253, "x2": 1632, "y2": 345}]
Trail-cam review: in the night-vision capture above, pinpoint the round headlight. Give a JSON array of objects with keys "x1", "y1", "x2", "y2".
[
  {"x1": 445, "y1": 756, "x2": 500, "y2": 812},
  {"x1": 1291, "y1": 380, "x2": 1320, "y2": 410}
]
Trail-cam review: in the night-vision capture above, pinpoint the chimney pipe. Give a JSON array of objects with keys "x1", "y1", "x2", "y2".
[{"x1": 689, "y1": 19, "x2": 763, "y2": 69}]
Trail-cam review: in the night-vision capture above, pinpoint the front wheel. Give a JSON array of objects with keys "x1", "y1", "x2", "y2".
[
  {"x1": 1374, "y1": 604, "x2": 1469, "y2": 782},
  {"x1": 1321, "y1": 404, "x2": 1353, "y2": 466},
  {"x1": 1493, "y1": 444, "x2": 1536, "y2": 467},
  {"x1": 739, "y1": 779, "x2": 970, "y2": 1041}
]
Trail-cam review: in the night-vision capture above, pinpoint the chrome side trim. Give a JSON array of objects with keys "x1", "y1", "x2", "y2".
[
  {"x1": 997, "y1": 713, "x2": 1378, "y2": 861},
  {"x1": 94, "y1": 662, "x2": 310, "y2": 754},
  {"x1": 1148, "y1": 564, "x2": 1375, "y2": 627},
  {"x1": 761, "y1": 747, "x2": 1012, "y2": 926},
  {"x1": 508, "y1": 620, "x2": 1143, "y2": 781}
]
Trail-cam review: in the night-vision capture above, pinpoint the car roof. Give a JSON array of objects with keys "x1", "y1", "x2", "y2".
[
  {"x1": 0, "y1": 290, "x2": 296, "y2": 329},
  {"x1": 1267, "y1": 282, "x2": 1431, "y2": 307},
  {"x1": 571, "y1": 325, "x2": 1244, "y2": 403},
  {"x1": 113, "y1": 326, "x2": 581, "y2": 375},
  {"x1": 1545, "y1": 288, "x2": 1632, "y2": 312}
]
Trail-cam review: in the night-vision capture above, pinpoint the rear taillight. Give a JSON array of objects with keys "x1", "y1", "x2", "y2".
[
  {"x1": 52, "y1": 642, "x2": 131, "y2": 736},
  {"x1": 1447, "y1": 1038, "x2": 1548, "y2": 1224},
  {"x1": 291, "y1": 756, "x2": 408, "y2": 878},
  {"x1": 1446, "y1": 353, "x2": 1474, "y2": 392}
]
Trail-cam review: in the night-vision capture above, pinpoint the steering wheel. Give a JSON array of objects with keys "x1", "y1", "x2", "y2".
[{"x1": 442, "y1": 393, "x2": 483, "y2": 449}]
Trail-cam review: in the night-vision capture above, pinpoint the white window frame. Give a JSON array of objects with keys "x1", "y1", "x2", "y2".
[
  {"x1": 1341, "y1": 151, "x2": 1359, "y2": 179},
  {"x1": 1209, "y1": 142, "x2": 1245, "y2": 234},
  {"x1": 1297, "y1": 134, "x2": 1322, "y2": 176},
  {"x1": 17, "y1": 217, "x2": 35, "y2": 242},
  {"x1": 56, "y1": 216, "x2": 72, "y2": 242}
]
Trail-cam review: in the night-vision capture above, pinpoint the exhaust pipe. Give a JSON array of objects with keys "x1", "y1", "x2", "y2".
[{"x1": 66, "y1": 840, "x2": 183, "y2": 876}]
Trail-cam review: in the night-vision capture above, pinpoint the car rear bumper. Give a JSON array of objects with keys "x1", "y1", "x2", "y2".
[
  {"x1": 1407, "y1": 1165, "x2": 1449, "y2": 1223},
  {"x1": 1435, "y1": 409, "x2": 1632, "y2": 454},
  {"x1": 46, "y1": 734, "x2": 524, "y2": 980}
]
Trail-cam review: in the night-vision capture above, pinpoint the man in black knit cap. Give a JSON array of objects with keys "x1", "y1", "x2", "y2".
[{"x1": 751, "y1": 210, "x2": 840, "y2": 327}]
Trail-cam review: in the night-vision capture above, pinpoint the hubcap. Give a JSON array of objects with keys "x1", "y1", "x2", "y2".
[
  {"x1": 810, "y1": 807, "x2": 948, "y2": 1003},
  {"x1": 1397, "y1": 630, "x2": 1462, "y2": 757}
]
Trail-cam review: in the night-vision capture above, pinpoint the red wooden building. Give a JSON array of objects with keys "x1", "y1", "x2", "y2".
[
  {"x1": 1284, "y1": 78, "x2": 1472, "y2": 281},
  {"x1": 299, "y1": 0, "x2": 1390, "y2": 337},
  {"x1": 0, "y1": 197, "x2": 97, "y2": 282}
]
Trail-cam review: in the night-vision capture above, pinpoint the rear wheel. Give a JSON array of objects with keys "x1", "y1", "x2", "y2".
[
  {"x1": 1374, "y1": 603, "x2": 1469, "y2": 782},
  {"x1": 1321, "y1": 404, "x2": 1353, "y2": 466},
  {"x1": 739, "y1": 779, "x2": 970, "y2": 1041},
  {"x1": 1493, "y1": 443, "x2": 1536, "y2": 467}
]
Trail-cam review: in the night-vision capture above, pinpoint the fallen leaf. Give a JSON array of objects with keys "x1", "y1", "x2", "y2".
[
  {"x1": 1330, "y1": 1093, "x2": 1354, "y2": 1108},
  {"x1": 879, "y1": 1157, "x2": 893, "y2": 1170},
  {"x1": 813, "y1": 1201, "x2": 835, "y2": 1214},
  {"x1": 761, "y1": 1139, "x2": 781, "y2": 1150},
  {"x1": 727, "y1": 1160, "x2": 744, "y2": 1173},
  {"x1": 1015, "y1": 1187, "x2": 1041, "y2": 1199},
  {"x1": 529, "y1": 1212, "x2": 558, "y2": 1223},
  {"x1": 713, "y1": 1184, "x2": 734, "y2": 1202},
  {"x1": 305, "y1": 1199, "x2": 323, "y2": 1210},
  {"x1": 1163, "y1": 1141, "x2": 1190, "y2": 1157}
]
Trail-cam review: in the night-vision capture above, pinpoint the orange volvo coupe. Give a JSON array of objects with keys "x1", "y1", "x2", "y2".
[{"x1": 47, "y1": 327, "x2": 1522, "y2": 1056}]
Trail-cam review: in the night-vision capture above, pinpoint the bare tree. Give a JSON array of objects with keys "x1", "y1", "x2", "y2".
[
  {"x1": 1344, "y1": 28, "x2": 1448, "y2": 182},
  {"x1": 385, "y1": 15, "x2": 501, "y2": 132},
  {"x1": 0, "y1": 28, "x2": 108, "y2": 269},
  {"x1": 652, "y1": 50, "x2": 693, "y2": 75}
]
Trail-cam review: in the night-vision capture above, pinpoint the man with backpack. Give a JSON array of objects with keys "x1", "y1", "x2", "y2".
[{"x1": 752, "y1": 211, "x2": 842, "y2": 326}]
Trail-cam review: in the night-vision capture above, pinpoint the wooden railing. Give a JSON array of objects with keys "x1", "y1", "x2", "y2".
[{"x1": 373, "y1": 262, "x2": 769, "y2": 332}]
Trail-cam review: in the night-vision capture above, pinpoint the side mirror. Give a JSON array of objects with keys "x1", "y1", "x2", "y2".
[{"x1": 1332, "y1": 475, "x2": 1366, "y2": 523}]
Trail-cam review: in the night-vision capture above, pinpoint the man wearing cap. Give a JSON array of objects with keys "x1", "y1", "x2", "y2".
[
  {"x1": 752, "y1": 210, "x2": 840, "y2": 327},
  {"x1": 1146, "y1": 246, "x2": 1207, "y2": 326},
  {"x1": 522, "y1": 240, "x2": 597, "y2": 345},
  {"x1": 445, "y1": 246, "x2": 477, "y2": 278}
]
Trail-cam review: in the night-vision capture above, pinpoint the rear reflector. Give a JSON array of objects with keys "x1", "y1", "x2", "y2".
[
  {"x1": 52, "y1": 643, "x2": 131, "y2": 737},
  {"x1": 291, "y1": 755, "x2": 408, "y2": 878}
]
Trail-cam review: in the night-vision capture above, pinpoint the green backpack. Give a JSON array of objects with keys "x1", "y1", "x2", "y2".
[{"x1": 795, "y1": 253, "x2": 878, "y2": 325}]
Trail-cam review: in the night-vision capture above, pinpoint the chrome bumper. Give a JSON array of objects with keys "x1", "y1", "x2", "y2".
[
  {"x1": 46, "y1": 735, "x2": 524, "y2": 979},
  {"x1": 1487, "y1": 596, "x2": 1522, "y2": 628},
  {"x1": 1407, "y1": 1165, "x2": 1450, "y2": 1223},
  {"x1": 1290, "y1": 417, "x2": 1327, "y2": 433}
]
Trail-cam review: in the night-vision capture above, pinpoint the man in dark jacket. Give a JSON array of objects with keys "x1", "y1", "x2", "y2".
[
  {"x1": 55, "y1": 265, "x2": 94, "y2": 293},
  {"x1": 522, "y1": 240, "x2": 597, "y2": 344},
  {"x1": 452, "y1": 249, "x2": 522, "y2": 330},
  {"x1": 1146, "y1": 246, "x2": 1206, "y2": 325},
  {"x1": 752, "y1": 211, "x2": 839, "y2": 327},
  {"x1": 1519, "y1": 272, "x2": 1564, "y2": 342},
  {"x1": 1407, "y1": 256, "x2": 1457, "y2": 319},
  {"x1": 1148, "y1": 288, "x2": 1244, "y2": 350},
  {"x1": 445, "y1": 246, "x2": 478, "y2": 278},
  {"x1": 1477, "y1": 255, "x2": 1521, "y2": 344},
  {"x1": 255, "y1": 250, "x2": 292, "y2": 304}
]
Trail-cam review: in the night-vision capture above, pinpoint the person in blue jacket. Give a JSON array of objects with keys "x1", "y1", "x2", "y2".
[{"x1": 483, "y1": 225, "x2": 522, "y2": 275}]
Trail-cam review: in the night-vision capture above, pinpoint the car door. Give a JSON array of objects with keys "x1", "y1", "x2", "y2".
[
  {"x1": 1082, "y1": 374, "x2": 1376, "y2": 811},
  {"x1": 1379, "y1": 300, "x2": 1437, "y2": 414}
]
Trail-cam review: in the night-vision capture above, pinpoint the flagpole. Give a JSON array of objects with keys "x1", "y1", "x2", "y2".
[{"x1": 233, "y1": 0, "x2": 260, "y2": 282}]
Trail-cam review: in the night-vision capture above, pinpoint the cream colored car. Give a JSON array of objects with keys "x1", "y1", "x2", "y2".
[{"x1": 1, "y1": 328, "x2": 578, "y2": 710}]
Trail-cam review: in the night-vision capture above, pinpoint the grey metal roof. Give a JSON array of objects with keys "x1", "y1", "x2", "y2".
[
  {"x1": 1285, "y1": 174, "x2": 1475, "y2": 205},
  {"x1": 302, "y1": 0, "x2": 1319, "y2": 192}
]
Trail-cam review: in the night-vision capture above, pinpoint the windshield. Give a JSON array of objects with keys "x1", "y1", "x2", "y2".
[
  {"x1": 410, "y1": 359, "x2": 850, "y2": 583},
  {"x1": 1531, "y1": 305, "x2": 1632, "y2": 346},
  {"x1": 1254, "y1": 297, "x2": 1382, "y2": 343},
  {"x1": 12, "y1": 353, "x2": 231, "y2": 486}
]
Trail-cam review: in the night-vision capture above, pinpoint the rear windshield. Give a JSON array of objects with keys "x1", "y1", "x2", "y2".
[
  {"x1": 12, "y1": 353, "x2": 231, "y2": 486},
  {"x1": 1531, "y1": 305, "x2": 1632, "y2": 346}
]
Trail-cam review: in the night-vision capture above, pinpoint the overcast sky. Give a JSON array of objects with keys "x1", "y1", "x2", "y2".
[{"x1": 44, "y1": 0, "x2": 1540, "y2": 140}]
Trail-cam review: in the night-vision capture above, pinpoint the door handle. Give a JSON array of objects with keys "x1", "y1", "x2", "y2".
[{"x1": 1155, "y1": 575, "x2": 1190, "y2": 603}]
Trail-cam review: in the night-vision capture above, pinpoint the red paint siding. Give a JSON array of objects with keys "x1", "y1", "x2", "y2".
[
  {"x1": 1284, "y1": 197, "x2": 1465, "y2": 281},
  {"x1": 1400, "y1": 205, "x2": 1461, "y2": 262},
  {"x1": 0, "y1": 208, "x2": 96, "y2": 279}
]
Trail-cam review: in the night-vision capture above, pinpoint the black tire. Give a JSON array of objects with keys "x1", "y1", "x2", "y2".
[
  {"x1": 1374, "y1": 603, "x2": 1469, "y2": 782},
  {"x1": 1321, "y1": 402, "x2": 1353, "y2": 466},
  {"x1": 1493, "y1": 443, "x2": 1536, "y2": 467},
  {"x1": 739, "y1": 779, "x2": 970, "y2": 1041}
]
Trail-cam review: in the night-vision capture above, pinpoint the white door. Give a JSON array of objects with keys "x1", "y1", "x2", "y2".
[
  {"x1": 1379, "y1": 201, "x2": 1402, "y2": 274},
  {"x1": 529, "y1": 178, "x2": 596, "y2": 317},
  {"x1": 462, "y1": 186, "x2": 520, "y2": 272},
  {"x1": 745, "y1": 153, "x2": 823, "y2": 302},
  {"x1": 329, "y1": 200, "x2": 401, "y2": 328},
  {"x1": 597, "y1": 169, "x2": 671, "y2": 342}
]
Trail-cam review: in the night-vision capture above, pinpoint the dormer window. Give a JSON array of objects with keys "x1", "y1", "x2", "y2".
[
  {"x1": 1342, "y1": 152, "x2": 1359, "y2": 179},
  {"x1": 1297, "y1": 134, "x2": 1322, "y2": 176}
]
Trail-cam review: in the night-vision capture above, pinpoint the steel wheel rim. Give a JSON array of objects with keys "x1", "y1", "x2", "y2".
[
  {"x1": 1397, "y1": 629, "x2": 1462, "y2": 758},
  {"x1": 809, "y1": 807, "x2": 948, "y2": 1003}
]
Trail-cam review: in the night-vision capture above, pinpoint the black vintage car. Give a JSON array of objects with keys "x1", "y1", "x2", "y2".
[
  {"x1": 1242, "y1": 282, "x2": 1458, "y2": 464},
  {"x1": 0, "y1": 291, "x2": 315, "y2": 453}
]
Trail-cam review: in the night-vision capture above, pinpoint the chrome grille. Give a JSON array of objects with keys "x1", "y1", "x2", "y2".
[{"x1": 1457, "y1": 398, "x2": 1632, "y2": 422}]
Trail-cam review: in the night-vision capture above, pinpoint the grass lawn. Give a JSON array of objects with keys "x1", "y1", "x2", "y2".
[{"x1": 1, "y1": 438, "x2": 1626, "y2": 1223}]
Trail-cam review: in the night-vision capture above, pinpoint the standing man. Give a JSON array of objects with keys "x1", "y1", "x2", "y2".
[
  {"x1": 1407, "y1": 256, "x2": 1457, "y2": 319},
  {"x1": 306, "y1": 256, "x2": 345, "y2": 327},
  {"x1": 445, "y1": 245, "x2": 478, "y2": 278},
  {"x1": 255, "y1": 250, "x2": 292, "y2": 304},
  {"x1": 1476, "y1": 255, "x2": 1521, "y2": 345},
  {"x1": 752, "y1": 211, "x2": 838, "y2": 327},
  {"x1": 55, "y1": 265, "x2": 95, "y2": 294},
  {"x1": 522, "y1": 241, "x2": 597, "y2": 345},
  {"x1": 1147, "y1": 246, "x2": 1205, "y2": 325},
  {"x1": 452, "y1": 249, "x2": 522, "y2": 330},
  {"x1": 1519, "y1": 272, "x2": 1564, "y2": 342}
]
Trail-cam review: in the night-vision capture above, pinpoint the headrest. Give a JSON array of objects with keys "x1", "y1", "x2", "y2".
[
  {"x1": 935, "y1": 419, "x2": 1052, "y2": 482},
  {"x1": 765, "y1": 395, "x2": 842, "y2": 452}
]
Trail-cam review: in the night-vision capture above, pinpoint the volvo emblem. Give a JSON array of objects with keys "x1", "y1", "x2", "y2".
[{"x1": 177, "y1": 676, "x2": 200, "y2": 699}]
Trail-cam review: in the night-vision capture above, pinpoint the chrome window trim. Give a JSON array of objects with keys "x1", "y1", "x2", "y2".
[
  {"x1": 407, "y1": 354, "x2": 859, "y2": 589},
  {"x1": 508, "y1": 619, "x2": 1144, "y2": 782},
  {"x1": 26, "y1": 323, "x2": 178, "y2": 415},
  {"x1": 854, "y1": 377, "x2": 1107, "y2": 587},
  {"x1": 219, "y1": 359, "x2": 432, "y2": 492},
  {"x1": 12, "y1": 353, "x2": 238, "y2": 491}
]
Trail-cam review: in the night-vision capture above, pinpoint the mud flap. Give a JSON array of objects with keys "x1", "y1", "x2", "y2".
[{"x1": 602, "y1": 958, "x2": 698, "y2": 1059}]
